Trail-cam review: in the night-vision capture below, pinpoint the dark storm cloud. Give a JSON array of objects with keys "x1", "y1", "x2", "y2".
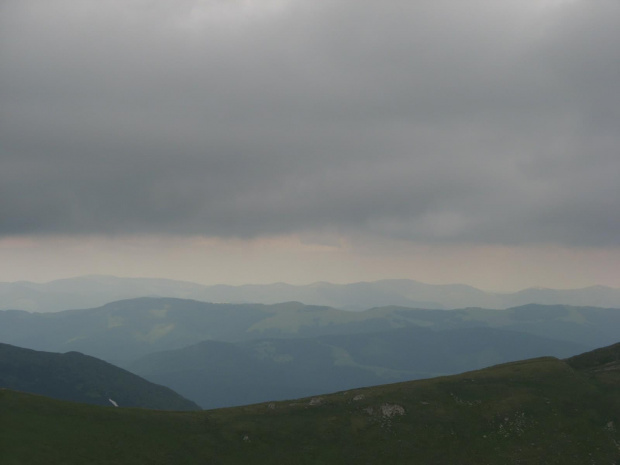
[{"x1": 1, "y1": 0, "x2": 619, "y2": 245}]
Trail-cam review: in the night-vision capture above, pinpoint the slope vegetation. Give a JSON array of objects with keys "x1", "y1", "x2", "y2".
[{"x1": 2, "y1": 344, "x2": 620, "y2": 464}]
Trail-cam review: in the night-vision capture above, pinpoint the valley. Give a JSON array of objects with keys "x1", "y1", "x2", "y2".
[{"x1": 1, "y1": 297, "x2": 612, "y2": 408}]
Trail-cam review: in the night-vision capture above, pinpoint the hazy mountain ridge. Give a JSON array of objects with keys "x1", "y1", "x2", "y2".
[
  {"x1": 0, "y1": 298, "x2": 617, "y2": 365},
  {"x1": 2, "y1": 275, "x2": 620, "y2": 312},
  {"x1": 129, "y1": 326, "x2": 585, "y2": 409},
  {"x1": 1, "y1": 297, "x2": 614, "y2": 409},
  {"x1": 4, "y1": 342, "x2": 620, "y2": 464},
  {"x1": 0, "y1": 342, "x2": 200, "y2": 410}
]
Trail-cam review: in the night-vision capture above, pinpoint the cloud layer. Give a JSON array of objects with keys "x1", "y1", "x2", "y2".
[{"x1": 2, "y1": 0, "x2": 619, "y2": 246}]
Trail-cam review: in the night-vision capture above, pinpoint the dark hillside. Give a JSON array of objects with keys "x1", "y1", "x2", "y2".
[
  {"x1": 566, "y1": 341, "x2": 620, "y2": 372},
  {"x1": 0, "y1": 343, "x2": 199, "y2": 410}
]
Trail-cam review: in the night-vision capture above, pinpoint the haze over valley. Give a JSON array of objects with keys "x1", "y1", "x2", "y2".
[{"x1": 2, "y1": 292, "x2": 618, "y2": 408}]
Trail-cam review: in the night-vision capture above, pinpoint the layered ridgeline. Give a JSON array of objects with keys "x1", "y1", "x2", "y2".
[
  {"x1": 0, "y1": 343, "x2": 199, "y2": 410},
  {"x1": 3, "y1": 343, "x2": 620, "y2": 464},
  {"x1": 1, "y1": 298, "x2": 617, "y2": 408},
  {"x1": 3, "y1": 275, "x2": 620, "y2": 312},
  {"x1": 0, "y1": 298, "x2": 618, "y2": 363},
  {"x1": 128, "y1": 327, "x2": 584, "y2": 409}
]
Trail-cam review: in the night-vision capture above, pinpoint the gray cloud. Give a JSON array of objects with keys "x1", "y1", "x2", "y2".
[{"x1": 1, "y1": 0, "x2": 619, "y2": 245}]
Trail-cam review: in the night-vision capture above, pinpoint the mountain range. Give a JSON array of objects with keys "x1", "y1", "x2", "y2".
[
  {"x1": 2, "y1": 297, "x2": 617, "y2": 408},
  {"x1": 128, "y1": 326, "x2": 584, "y2": 409},
  {"x1": 1, "y1": 298, "x2": 615, "y2": 364},
  {"x1": 2, "y1": 275, "x2": 620, "y2": 312}
]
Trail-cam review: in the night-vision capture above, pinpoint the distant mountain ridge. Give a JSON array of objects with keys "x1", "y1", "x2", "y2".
[
  {"x1": 128, "y1": 326, "x2": 585, "y2": 409},
  {"x1": 2, "y1": 296, "x2": 619, "y2": 411},
  {"x1": 0, "y1": 298, "x2": 616, "y2": 365},
  {"x1": 2, "y1": 274, "x2": 620, "y2": 312},
  {"x1": 0, "y1": 296, "x2": 614, "y2": 410}
]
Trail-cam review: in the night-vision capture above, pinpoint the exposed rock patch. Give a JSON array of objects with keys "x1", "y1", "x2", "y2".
[
  {"x1": 363, "y1": 403, "x2": 406, "y2": 418},
  {"x1": 380, "y1": 403, "x2": 406, "y2": 418}
]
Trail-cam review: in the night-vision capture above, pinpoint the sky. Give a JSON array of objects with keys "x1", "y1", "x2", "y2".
[{"x1": 1, "y1": 0, "x2": 619, "y2": 291}]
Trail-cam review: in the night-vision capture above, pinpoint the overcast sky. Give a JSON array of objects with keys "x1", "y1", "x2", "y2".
[{"x1": 1, "y1": 0, "x2": 619, "y2": 291}]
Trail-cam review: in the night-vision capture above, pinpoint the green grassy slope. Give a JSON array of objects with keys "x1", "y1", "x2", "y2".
[
  {"x1": 2, "y1": 348, "x2": 620, "y2": 464},
  {"x1": 0, "y1": 343, "x2": 200, "y2": 410}
]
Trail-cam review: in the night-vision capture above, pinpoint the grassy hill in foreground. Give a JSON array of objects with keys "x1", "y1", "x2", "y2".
[
  {"x1": 3, "y1": 344, "x2": 620, "y2": 464},
  {"x1": 0, "y1": 343, "x2": 200, "y2": 411}
]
